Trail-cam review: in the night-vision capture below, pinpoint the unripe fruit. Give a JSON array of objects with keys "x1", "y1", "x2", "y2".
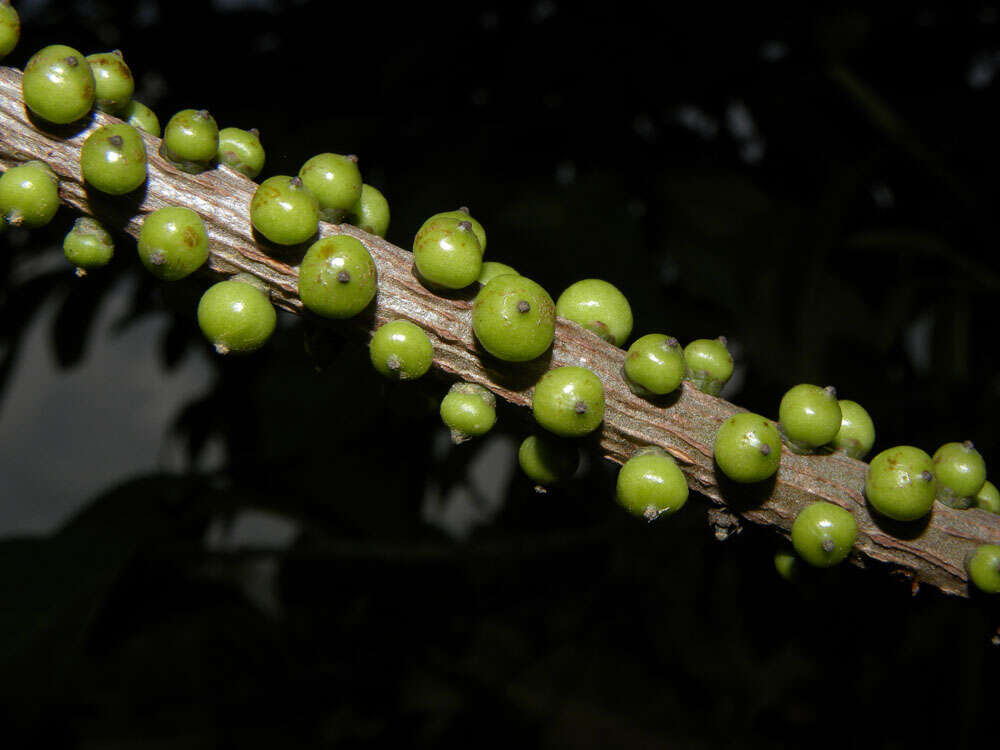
[
  {"x1": 778, "y1": 384, "x2": 842, "y2": 453},
  {"x1": 80, "y1": 123, "x2": 147, "y2": 195},
  {"x1": 624, "y1": 334, "x2": 685, "y2": 396},
  {"x1": 136, "y1": 206, "x2": 209, "y2": 281},
  {"x1": 251, "y1": 176, "x2": 319, "y2": 246},
  {"x1": 0, "y1": 2, "x2": 20, "y2": 61},
  {"x1": 532, "y1": 366, "x2": 605, "y2": 437},
  {"x1": 773, "y1": 549, "x2": 799, "y2": 582},
  {"x1": 556, "y1": 279, "x2": 634, "y2": 347},
  {"x1": 349, "y1": 184, "x2": 390, "y2": 237},
  {"x1": 865, "y1": 445, "x2": 936, "y2": 521},
  {"x1": 713, "y1": 412, "x2": 782, "y2": 483},
  {"x1": 63, "y1": 217, "x2": 113, "y2": 272},
  {"x1": 791, "y1": 501, "x2": 856, "y2": 567},
  {"x1": 426, "y1": 207, "x2": 486, "y2": 252},
  {"x1": 121, "y1": 99, "x2": 160, "y2": 137},
  {"x1": 683, "y1": 337, "x2": 734, "y2": 396},
  {"x1": 217, "y1": 127, "x2": 265, "y2": 180},
  {"x1": 518, "y1": 433, "x2": 579, "y2": 487},
  {"x1": 299, "y1": 152, "x2": 363, "y2": 221},
  {"x1": 412, "y1": 216, "x2": 482, "y2": 289},
  {"x1": 369, "y1": 319, "x2": 433, "y2": 380},
  {"x1": 472, "y1": 275, "x2": 555, "y2": 362},
  {"x1": 298, "y1": 235, "x2": 377, "y2": 319},
  {"x1": 22, "y1": 44, "x2": 95, "y2": 124},
  {"x1": 830, "y1": 399, "x2": 876, "y2": 460},
  {"x1": 197, "y1": 279, "x2": 276, "y2": 354},
  {"x1": 966, "y1": 544, "x2": 1000, "y2": 594},
  {"x1": 932, "y1": 441, "x2": 987, "y2": 509},
  {"x1": 974, "y1": 480, "x2": 1000, "y2": 514},
  {"x1": 0, "y1": 163, "x2": 59, "y2": 228},
  {"x1": 615, "y1": 447, "x2": 688, "y2": 520},
  {"x1": 440, "y1": 383, "x2": 496, "y2": 443},
  {"x1": 85, "y1": 50, "x2": 134, "y2": 113},
  {"x1": 161, "y1": 109, "x2": 219, "y2": 173},
  {"x1": 478, "y1": 261, "x2": 518, "y2": 285}
]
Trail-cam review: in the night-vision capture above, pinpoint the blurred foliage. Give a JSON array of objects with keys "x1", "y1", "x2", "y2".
[{"x1": 1, "y1": 1, "x2": 1000, "y2": 747}]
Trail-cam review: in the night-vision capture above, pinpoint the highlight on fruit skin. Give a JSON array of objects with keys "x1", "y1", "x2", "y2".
[{"x1": 440, "y1": 382, "x2": 496, "y2": 443}]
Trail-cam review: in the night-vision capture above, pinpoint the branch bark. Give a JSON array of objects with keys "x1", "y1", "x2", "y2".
[{"x1": 2, "y1": 65, "x2": 998, "y2": 598}]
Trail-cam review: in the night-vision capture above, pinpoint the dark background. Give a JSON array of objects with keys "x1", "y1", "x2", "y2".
[{"x1": 1, "y1": 1, "x2": 999, "y2": 747}]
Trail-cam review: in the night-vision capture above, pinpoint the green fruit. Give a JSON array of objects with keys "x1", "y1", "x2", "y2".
[
  {"x1": 349, "y1": 184, "x2": 390, "y2": 238},
  {"x1": 369, "y1": 319, "x2": 433, "y2": 380},
  {"x1": 791, "y1": 501, "x2": 856, "y2": 567},
  {"x1": 161, "y1": 109, "x2": 219, "y2": 173},
  {"x1": 197, "y1": 279, "x2": 276, "y2": 354},
  {"x1": 615, "y1": 447, "x2": 689, "y2": 520},
  {"x1": 932, "y1": 441, "x2": 987, "y2": 509},
  {"x1": 974, "y1": 480, "x2": 1000, "y2": 514},
  {"x1": 683, "y1": 337, "x2": 734, "y2": 396},
  {"x1": 0, "y1": 163, "x2": 59, "y2": 227},
  {"x1": 426, "y1": 207, "x2": 486, "y2": 252},
  {"x1": 298, "y1": 235, "x2": 377, "y2": 318},
  {"x1": 22, "y1": 44, "x2": 95, "y2": 124},
  {"x1": 518, "y1": 434, "x2": 579, "y2": 487},
  {"x1": 966, "y1": 544, "x2": 1000, "y2": 594},
  {"x1": 471, "y1": 274, "x2": 555, "y2": 362},
  {"x1": 63, "y1": 217, "x2": 113, "y2": 271},
  {"x1": 714, "y1": 412, "x2": 782, "y2": 483},
  {"x1": 478, "y1": 261, "x2": 518, "y2": 285},
  {"x1": 136, "y1": 206, "x2": 209, "y2": 281},
  {"x1": 121, "y1": 99, "x2": 160, "y2": 137},
  {"x1": 0, "y1": 2, "x2": 20, "y2": 60},
  {"x1": 298, "y1": 152, "x2": 362, "y2": 221},
  {"x1": 22, "y1": 160, "x2": 58, "y2": 183},
  {"x1": 85, "y1": 50, "x2": 134, "y2": 113},
  {"x1": 80, "y1": 123, "x2": 147, "y2": 195},
  {"x1": 556, "y1": 279, "x2": 634, "y2": 347},
  {"x1": 217, "y1": 127, "x2": 265, "y2": 180},
  {"x1": 865, "y1": 445, "x2": 936, "y2": 521},
  {"x1": 413, "y1": 216, "x2": 482, "y2": 289},
  {"x1": 532, "y1": 366, "x2": 605, "y2": 437},
  {"x1": 624, "y1": 334, "x2": 685, "y2": 396},
  {"x1": 778, "y1": 384, "x2": 842, "y2": 452},
  {"x1": 773, "y1": 549, "x2": 799, "y2": 582},
  {"x1": 830, "y1": 399, "x2": 876, "y2": 460},
  {"x1": 250, "y1": 175, "x2": 319, "y2": 246},
  {"x1": 440, "y1": 383, "x2": 496, "y2": 442}
]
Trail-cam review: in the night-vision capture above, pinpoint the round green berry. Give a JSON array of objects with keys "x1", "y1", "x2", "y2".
[
  {"x1": 624, "y1": 334, "x2": 685, "y2": 396},
  {"x1": 683, "y1": 337, "x2": 734, "y2": 396},
  {"x1": 121, "y1": 99, "x2": 160, "y2": 137},
  {"x1": 932, "y1": 441, "x2": 987, "y2": 509},
  {"x1": 22, "y1": 160, "x2": 58, "y2": 184},
  {"x1": 250, "y1": 175, "x2": 319, "y2": 246},
  {"x1": 791, "y1": 501, "x2": 856, "y2": 568},
  {"x1": 773, "y1": 549, "x2": 800, "y2": 582},
  {"x1": 518, "y1": 434, "x2": 579, "y2": 487},
  {"x1": 778, "y1": 384, "x2": 842, "y2": 452},
  {"x1": 616, "y1": 448, "x2": 689, "y2": 520},
  {"x1": 556, "y1": 279, "x2": 634, "y2": 347},
  {"x1": 426, "y1": 207, "x2": 486, "y2": 253},
  {"x1": 865, "y1": 445, "x2": 936, "y2": 521},
  {"x1": 369, "y1": 319, "x2": 433, "y2": 380},
  {"x1": 161, "y1": 109, "x2": 219, "y2": 173},
  {"x1": 80, "y1": 122, "x2": 147, "y2": 195},
  {"x1": 197, "y1": 280, "x2": 276, "y2": 354},
  {"x1": 472, "y1": 275, "x2": 556, "y2": 362},
  {"x1": 298, "y1": 235, "x2": 377, "y2": 319},
  {"x1": 974, "y1": 480, "x2": 1000, "y2": 514},
  {"x1": 413, "y1": 216, "x2": 483, "y2": 289},
  {"x1": 714, "y1": 412, "x2": 782, "y2": 484},
  {"x1": 0, "y1": 163, "x2": 59, "y2": 228},
  {"x1": 0, "y1": 2, "x2": 20, "y2": 61},
  {"x1": 22, "y1": 44, "x2": 95, "y2": 124},
  {"x1": 63, "y1": 217, "x2": 113, "y2": 271},
  {"x1": 348, "y1": 183, "x2": 390, "y2": 238},
  {"x1": 532, "y1": 366, "x2": 605, "y2": 438},
  {"x1": 967, "y1": 544, "x2": 1000, "y2": 594},
  {"x1": 830, "y1": 399, "x2": 876, "y2": 460},
  {"x1": 136, "y1": 206, "x2": 209, "y2": 281},
  {"x1": 440, "y1": 383, "x2": 496, "y2": 443},
  {"x1": 85, "y1": 50, "x2": 134, "y2": 113},
  {"x1": 217, "y1": 127, "x2": 265, "y2": 180},
  {"x1": 298, "y1": 153, "x2": 363, "y2": 221},
  {"x1": 478, "y1": 261, "x2": 518, "y2": 285}
]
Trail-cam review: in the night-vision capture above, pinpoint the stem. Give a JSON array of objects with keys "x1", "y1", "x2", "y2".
[{"x1": 2, "y1": 65, "x2": 998, "y2": 597}]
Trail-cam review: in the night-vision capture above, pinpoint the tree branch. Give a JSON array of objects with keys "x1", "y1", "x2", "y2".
[{"x1": 2, "y1": 65, "x2": 998, "y2": 597}]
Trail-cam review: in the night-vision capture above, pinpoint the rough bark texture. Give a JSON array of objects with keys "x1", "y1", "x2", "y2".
[{"x1": 2, "y1": 65, "x2": 998, "y2": 597}]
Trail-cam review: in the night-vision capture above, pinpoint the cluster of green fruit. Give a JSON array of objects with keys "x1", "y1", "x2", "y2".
[{"x1": 1, "y1": 15, "x2": 998, "y2": 596}]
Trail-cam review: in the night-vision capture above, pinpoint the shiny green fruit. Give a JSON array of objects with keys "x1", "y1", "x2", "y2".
[
  {"x1": 217, "y1": 127, "x2": 265, "y2": 180},
  {"x1": 298, "y1": 234, "x2": 377, "y2": 318},
  {"x1": 349, "y1": 183, "x2": 390, "y2": 237},
  {"x1": 865, "y1": 446, "x2": 936, "y2": 521},
  {"x1": 0, "y1": 163, "x2": 59, "y2": 228},
  {"x1": 440, "y1": 383, "x2": 496, "y2": 442},
  {"x1": 121, "y1": 99, "x2": 160, "y2": 137},
  {"x1": 136, "y1": 206, "x2": 209, "y2": 280},
  {"x1": 779, "y1": 384, "x2": 842, "y2": 452},
  {"x1": 556, "y1": 278, "x2": 634, "y2": 347},
  {"x1": 0, "y1": 2, "x2": 20, "y2": 60},
  {"x1": 63, "y1": 217, "x2": 113, "y2": 271},
  {"x1": 472, "y1": 274, "x2": 555, "y2": 362},
  {"x1": 197, "y1": 279, "x2": 276, "y2": 354},
  {"x1": 251, "y1": 175, "x2": 319, "y2": 246},
  {"x1": 85, "y1": 50, "x2": 134, "y2": 113},
  {"x1": 161, "y1": 109, "x2": 219, "y2": 172},
  {"x1": 532, "y1": 366, "x2": 605, "y2": 437},
  {"x1": 413, "y1": 216, "x2": 482, "y2": 289},
  {"x1": 478, "y1": 261, "x2": 517, "y2": 285},
  {"x1": 683, "y1": 337, "x2": 734, "y2": 396},
  {"x1": 624, "y1": 333, "x2": 685, "y2": 396},
  {"x1": 933, "y1": 441, "x2": 987, "y2": 509},
  {"x1": 616, "y1": 447, "x2": 688, "y2": 520},
  {"x1": 369, "y1": 319, "x2": 433, "y2": 380},
  {"x1": 830, "y1": 399, "x2": 876, "y2": 460},
  {"x1": 426, "y1": 207, "x2": 486, "y2": 252},
  {"x1": 967, "y1": 544, "x2": 1000, "y2": 593},
  {"x1": 974, "y1": 481, "x2": 1000, "y2": 514},
  {"x1": 22, "y1": 44, "x2": 95, "y2": 124},
  {"x1": 791, "y1": 501, "x2": 856, "y2": 567},
  {"x1": 714, "y1": 412, "x2": 781, "y2": 483},
  {"x1": 80, "y1": 122, "x2": 147, "y2": 195},
  {"x1": 518, "y1": 434, "x2": 579, "y2": 487},
  {"x1": 299, "y1": 152, "x2": 362, "y2": 221}
]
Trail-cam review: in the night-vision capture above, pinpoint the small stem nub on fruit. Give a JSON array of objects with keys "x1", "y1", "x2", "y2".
[
  {"x1": 459, "y1": 221, "x2": 473, "y2": 232},
  {"x1": 198, "y1": 109, "x2": 211, "y2": 119},
  {"x1": 108, "y1": 135, "x2": 123, "y2": 147},
  {"x1": 386, "y1": 354, "x2": 401, "y2": 372},
  {"x1": 249, "y1": 128, "x2": 260, "y2": 138},
  {"x1": 458, "y1": 206, "x2": 470, "y2": 214},
  {"x1": 66, "y1": 56, "x2": 78, "y2": 67},
  {"x1": 921, "y1": 470, "x2": 933, "y2": 482},
  {"x1": 336, "y1": 270, "x2": 351, "y2": 283},
  {"x1": 664, "y1": 336, "x2": 679, "y2": 348},
  {"x1": 149, "y1": 251, "x2": 166, "y2": 266},
  {"x1": 821, "y1": 538, "x2": 836, "y2": 554},
  {"x1": 214, "y1": 343, "x2": 230, "y2": 355},
  {"x1": 717, "y1": 335, "x2": 728, "y2": 346},
  {"x1": 964, "y1": 440, "x2": 975, "y2": 451},
  {"x1": 759, "y1": 444, "x2": 771, "y2": 456},
  {"x1": 290, "y1": 176, "x2": 303, "y2": 188},
  {"x1": 824, "y1": 385, "x2": 837, "y2": 399},
  {"x1": 516, "y1": 300, "x2": 531, "y2": 313},
  {"x1": 643, "y1": 505, "x2": 660, "y2": 522},
  {"x1": 574, "y1": 400, "x2": 588, "y2": 415},
  {"x1": 347, "y1": 154, "x2": 359, "y2": 163}
]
